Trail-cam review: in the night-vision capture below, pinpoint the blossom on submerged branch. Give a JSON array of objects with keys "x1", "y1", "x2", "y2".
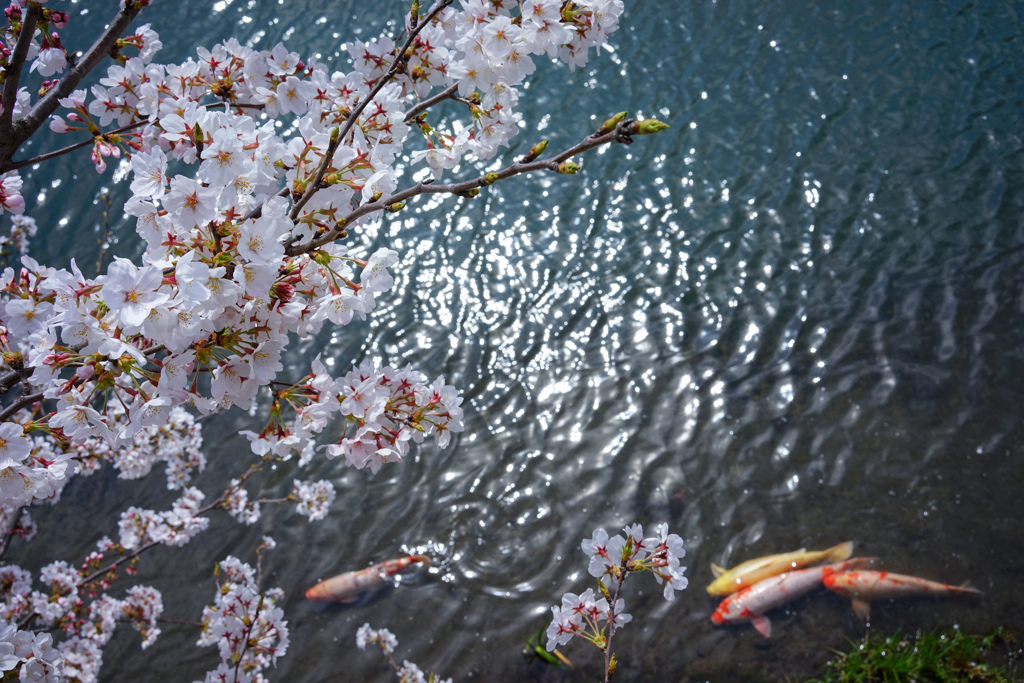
[{"x1": 546, "y1": 522, "x2": 688, "y2": 677}]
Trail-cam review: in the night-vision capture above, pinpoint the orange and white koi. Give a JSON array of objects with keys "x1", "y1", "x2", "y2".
[
  {"x1": 305, "y1": 555, "x2": 432, "y2": 603},
  {"x1": 711, "y1": 557, "x2": 875, "y2": 638},
  {"x1": 706, "y1": 541, "x2": 854, "y2": 596},
  {"x1": 823, "y1": 569, "x2": 981, "y2": 620}
]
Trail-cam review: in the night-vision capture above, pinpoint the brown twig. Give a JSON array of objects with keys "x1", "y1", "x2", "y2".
[
  {"x1": 0, "y1": 392, "x2": 43, "y2": 422},
  {"x1": 602, "y1": 563, "x2": 629, "y2": 683},
  {"x1": 0, "y1": 3, "x2": 41, "y2": 138},
  {"x1": 286, "y1": 120, "x2": 638, "y2": 256},
  {"x1": 7, "y1": 119, "x2": 149, "y2": 172},
  {"x1": 0, "y1": 2, "x2": 146, "y2": 172},
  {"x1": 0, "y1": 368, "x2": 29, "y2": 395},
  {"x1": 0, "y1": 506, "x2": 24, "y2": 563},
  {"x1": 403, "y1": 83, "x2": 459, "y2": 123},
  {"x1": 288, "y1": 0, "x2": 456, "y2": 222}
]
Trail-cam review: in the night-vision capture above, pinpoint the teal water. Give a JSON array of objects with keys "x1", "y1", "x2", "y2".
[{"x1": 12, "y1": 0, "x2": 1024, "y2": 680}]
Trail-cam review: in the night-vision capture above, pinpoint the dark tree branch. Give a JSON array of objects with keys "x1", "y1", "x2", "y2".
[
  {"x1": 0, "y1": 4, "x2": 41, "y2": 138},
  {"x1": 0, "y1": 2, "x2": 146, "y2": 171},
  {"x1": 403, "y1": 83, "x2": 459, "y2": 123},
  {"x1": 0, "y1": 506, "x2": 24, "y2": 563},
  {"x1": 8, "y1": 119, "x2": 148, "y2": 172},
  {"x1": 0, "y1": 368, "x2": 28, "y2": 395},
  {"x1": 289, "y1": 0, "x2": 456, "y2": 222},
  {"x1": 0, "y1": 391, "x2": 43, "y2": 422},
  {"x1": 286, "y1": 120, "x2": 639, "y2": 256}
]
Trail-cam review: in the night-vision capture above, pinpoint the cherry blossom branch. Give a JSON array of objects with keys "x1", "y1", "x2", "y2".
[
  {"x1": 0, "y1": 2, "x2": 146, "y2": 170},
  {"x1": 0, "y1": 3, "x2": 40, "y2": 137},
  {"x1": 602, "y1": 567, "x2": 628, "y2": 683},
  {"x1": 75, "y1": 457, "x2": 277, "y2": 591},
  {"x1": 7, "y1": 119, "x2": 149, "y2": 172},
  {"x1": 0, "y1": 391, "x2": 43, "y2": 422},
  {"x1": 288, "y1": 0, "x2": 455, "y2": 222},
  {"x1": 286, "y1": 119, "x2": 640, "y2": 255},
  {"x1": 403, "y1": 83, "x2": 459, "y2": 123},
  {"x1": 0, "y1": 365, "x2": 30, "y2": 394},
  {"x1": 233, "y1": 595, "x2": 264, "y2": 683},
  {"x1": 76, "y1": 540, "x2": 158, "y2": 590},
  {"x1": 0, "y1": 507, "x2": 24, "y2": 562}
]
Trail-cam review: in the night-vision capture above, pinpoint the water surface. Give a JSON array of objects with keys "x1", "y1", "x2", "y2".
[{"x1": 14, "y1": 0, "x2": 1024, "y2": 680}]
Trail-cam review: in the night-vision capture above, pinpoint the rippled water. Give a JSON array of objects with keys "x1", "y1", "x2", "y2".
[{"x1": 14, "y1": 0, "x2": 1024, "y2": 680}]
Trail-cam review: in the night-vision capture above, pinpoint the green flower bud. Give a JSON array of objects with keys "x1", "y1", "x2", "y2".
[
  {"x1": 637, "y1": 118, "x2": 670, "y2": 135},
  {"x1": 557, "y1": 161, "x2": 580, "y2": 175},
  {"x1": 371, "y1": 190, "x2": 383, "y2": 202},
  {"x1": 484, "y1": 172, "x2": 499, "y2": 185},
  {"x1": 598, "y1": 111, "x2": 628, "y2": 135},
  {"x1": 521, "y1": 139, "x2": 549, "y2": 163},
  {"x1": 386, "y1": 202, "x2": 406, "y2": 213}
]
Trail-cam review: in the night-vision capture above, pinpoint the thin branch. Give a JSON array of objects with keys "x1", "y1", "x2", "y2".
[
  {"x1": 76, "y1": 540, "x2": 158, "y2": 589},
  {"x1": 233, "y1": 594, "x2": 263, "y2": 682},
  {"x1": 0, "y1": 3, "x2": 41, "y2": 138},
  {"x1": 602, "y1": 564, "x2": 628, "y2": 683},
  {"x1": 1, "y1": 2, "x2": 146, "y2": 171},
  {"x1": 0, "y1": 391, "x2": 43, "y2": 422},
  {"x1": 8, "y1": 119, "x2": 149, "y2": 172},
  {"x1": 0, "y1": 368, "x2": 29, "y2": 395},
  {"x1": 286, "y1": 119, "x2": 639, "y2": 256},
  {"x1": 0, "y1": 506, "x2": 24, "y2": 563},
  {"x1": 403, "y1": 83, "x2": 459, "y2": 123},
  {"x1": 288, "y1": 0, "x2": 455, "y2": 222}
]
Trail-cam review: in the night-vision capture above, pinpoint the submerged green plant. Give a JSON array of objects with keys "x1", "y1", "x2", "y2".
[{"x1": 808, "y1": 628, "x2": 1020, "y2": 683}]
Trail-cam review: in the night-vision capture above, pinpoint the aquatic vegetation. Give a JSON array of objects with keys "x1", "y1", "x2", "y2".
[{"x1": 808, "y1": 628, "x2": 1021, "y2": 683}]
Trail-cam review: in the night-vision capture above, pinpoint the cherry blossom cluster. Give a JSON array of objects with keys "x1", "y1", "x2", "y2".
[
  {"x1": 195, "y1": 555, "x2": 288, "y2": 683},
  {"x1": 356, "y1": 624, "x2": 452, "y2": 683},
  {"x1": 546, "y1": 524, "x2": 688, "y2": 665},
  {"x1": 0, "y1": 545, "x2": 165, "y2": 683},
  {"x1": 291, "y1": 478, "x2": 335, "y2": 521},
  {"x1": 0, "y1": 624, "x2": 63, "y2": 682},
  {"x1": 62, "y1": 404, "x2": 205, "y2": 489},
  {"x1": 0, "y1": 215, "x2": 36, "y2": 269},
  {"x1": 117, "y1": 486, "x2": 209, "y2": 551},
  {"x1": 0, "y1": 0, "x2": 652, "y2": 679}
]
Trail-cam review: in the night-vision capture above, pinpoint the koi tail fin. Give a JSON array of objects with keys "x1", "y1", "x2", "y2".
[
  {"x1": 851, "y1": 598, "x2": 871, "y2": 620},
  {"x1": 410, "y1": 555, "x2": 433, "y2": 569},
  {"x1": 826, "y1": 541, "x2": 854, "y2": 563},
  {"x1": 956, "y1": 580, "x2": 982, "y2": 595}
]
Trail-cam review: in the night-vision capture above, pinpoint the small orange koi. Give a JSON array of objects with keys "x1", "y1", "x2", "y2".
[{"x1": 305, "y1": 555, "x2": 432, "y2": 603}]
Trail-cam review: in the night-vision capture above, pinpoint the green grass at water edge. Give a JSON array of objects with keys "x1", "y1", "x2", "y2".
[{"x1": 806, "y1": 628, "x2": 1022, "y2": 683}]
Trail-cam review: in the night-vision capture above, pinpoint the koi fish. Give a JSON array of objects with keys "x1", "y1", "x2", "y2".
[
  {"x1": 305, "y1": 555, "x2": 432, "y2": 603},
  {"x1": 711, "y1": 557, "x2": 875, "y2": 638},
  {"x1": 823, "y1": 569, "x2": 981, "y2": 620},
  {"x1": 706, "y1": 541, "x2": 854, "y2": 596}
]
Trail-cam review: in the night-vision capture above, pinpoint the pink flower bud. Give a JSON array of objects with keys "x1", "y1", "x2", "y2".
[{"x1": 271, "y1": 282, "x2": 294, "y2": 303}]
